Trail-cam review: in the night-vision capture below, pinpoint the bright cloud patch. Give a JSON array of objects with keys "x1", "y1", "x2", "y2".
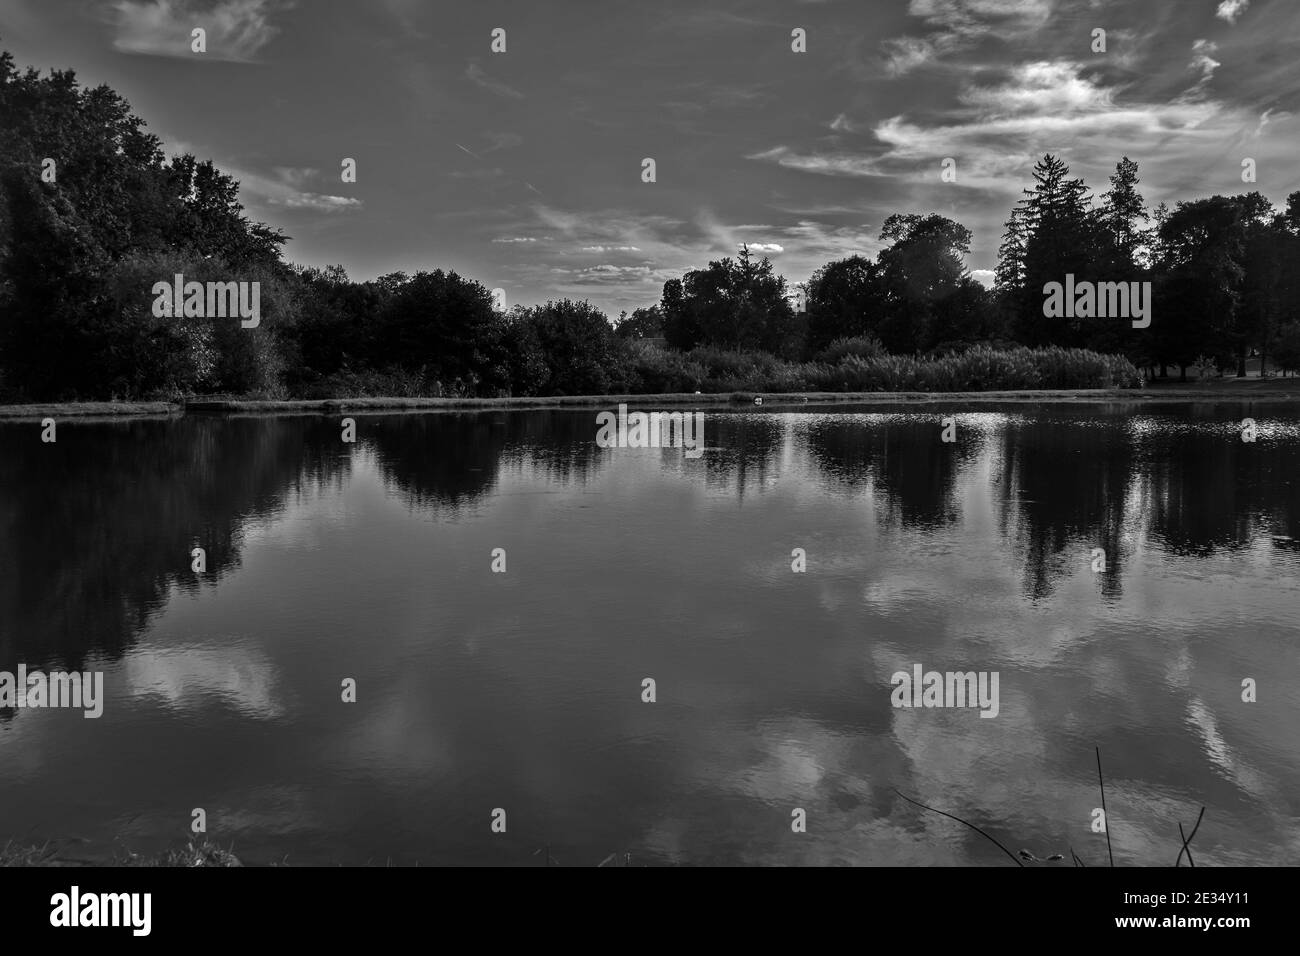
[
  {"x1": 269, "y1": 193, "x2": 362, "y2": 212},
  {"x1": 112, "y1": 0, "x2": 284, "y2": 62},
  {"x1": 1216, "y1": 0, "x2": 1250, "y2": 25}
]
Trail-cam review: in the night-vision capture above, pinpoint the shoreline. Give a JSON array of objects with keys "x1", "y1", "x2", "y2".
[{"x1": 2, "y1": 384, "x2": 1300, "y2": 420}]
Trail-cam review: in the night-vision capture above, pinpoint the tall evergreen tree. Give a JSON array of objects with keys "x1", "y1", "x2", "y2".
[
  {"x1": 1100, "y1": 157, "x2": 1148, "y2": 268},
  {"x1": 998, "y1": 154, "x2": 1095, "y2": 347}
]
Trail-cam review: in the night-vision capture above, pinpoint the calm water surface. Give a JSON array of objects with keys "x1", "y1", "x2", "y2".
[{"x1": 1, "y1": 402, "x2": 1298, "y2": 865}]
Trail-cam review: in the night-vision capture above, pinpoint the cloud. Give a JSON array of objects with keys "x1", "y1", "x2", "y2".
[
  {"x1": 492, "y1": 237, "x2": 540, "y2": 244},
  {"x1": 883, "y1": 35, "x2": 953, "y2": 76},
  {"x1": 959, "y1": 60, "x2": 1114, "y2": 116},
  {"x1": 1215, "y1": 0, "x2": 1250, "y2": 24},
  {"x1": 529, "y1": 206, "x2": 686, "y2": 248},
  {"x1": 111, "y1": 0, "x2": 285, "y2": 62},
  {"x1": 747, "y1": 146, "x2": 888, "y2": 178},
  {"x1": 270, "y1": 166, "x2": 317, "y2": 188},
  {"x1": 970, "y1": 269, "x2": 996, "y2": 287},
  {"x1": 551, "y1": 264, "x2": 674, "y2": 286},
  {"x1": 1188, "y1": 39, "x2": 1220, "y2": 88},
  {"x1": 750, "y1": 60, "x2": 1225, "y2": 197},
  {"x1": 465, "y1": 61, "x2": 525, "y2": 99},
  {"x1": 777, "y1": 220, "x2": 878, "y2": 260},
  {"x1": 884, "y1": 0, "x2": 1055, "y2": 75},
  {"x1": 745, "y1": 243, "x2": 785, "y2": 253},
  {"x1": 580, "y1": 245, "x2": 641, "y2": 253},
  {"x1": 267, "y1": 193, "x2": 362, "y2": 212},
  {"x1": 227, "y1": 165, "x2": 363, "y2": 213},
  {"x1": 909, "y1": 0, "x2": 1054, "y2": 34},
  {"x1": 482, "y1": 132, "x2": 524, "y2": 152}
]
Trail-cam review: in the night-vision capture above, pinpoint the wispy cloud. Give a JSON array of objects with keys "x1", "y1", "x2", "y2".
[
  {"x1": 270, "y1": 166, "x2": 317, "y2": 188},
  {"x1": 111, "y1": 0, "x2": 286, "y2": 62},
  {"x1": 553, "y1": 264, "x2": 672, "y2": 284},
  {"x1": 1188, "y1": 39, "x2": 1220, "y2": 90},
  {"x1": 465, "y1": 61, "x2": 524, "y2": 99},
  {"x1": 884, "y1": 0, "x2": 1055, "y2": 75},
  {"x1": 747, "y1": 146, "x2": 889, "y2": 179},
  {"x1": 909, "y1": 0, "x2": 1054, "y2": 36},
  {"x1": 234, "y1": 165, "x2": 362, "y2": 212},
  {"x1": 268, "y1": 192, "x2": 361, "y2": 212},
  {"x1": 883, "y1": 35, "x2": 955, "y2": 76},
  {"x1": 482, "y1": 132, "x2": 524, "y2": 152}
]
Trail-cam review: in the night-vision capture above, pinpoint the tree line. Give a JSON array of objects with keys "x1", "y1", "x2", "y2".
[{"x1": 2, "y1": 48, "x2": 1298, "y2": 402}]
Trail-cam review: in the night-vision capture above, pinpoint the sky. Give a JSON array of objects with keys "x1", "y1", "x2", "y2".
[{"x1": 2, "y1": 0, "x2": 1298, "y2": 316}]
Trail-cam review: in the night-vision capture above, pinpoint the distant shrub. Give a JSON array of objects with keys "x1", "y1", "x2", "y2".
[
  {"x1": 817, "y1": 336, "x2": 886, "y2": 364},
  {"x1": 677, "y1": 345, "x2": 1140, "y2": 394},
  {"x1": 302, "y1": 366, "x2": 433, "y2": 399},
  {"x1": 684, "y1": 347, "x2": 780, "y2": 384},
  {"x1": 624, "y1": 340, "x2": 707, "y2": 393}
]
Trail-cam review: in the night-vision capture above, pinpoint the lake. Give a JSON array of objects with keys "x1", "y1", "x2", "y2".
[{"x1": 1, "y1": 402, "x2": 1297, "y2": 866}]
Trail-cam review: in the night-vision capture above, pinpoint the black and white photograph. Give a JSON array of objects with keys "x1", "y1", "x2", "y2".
[{"x1": 0, "y1": 0, "x2": 1293, "y2": 934}]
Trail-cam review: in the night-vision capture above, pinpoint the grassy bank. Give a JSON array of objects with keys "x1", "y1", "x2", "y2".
[
  {"x1": 0, "y1": 401, "x2": 180, "y2": 420},
  {"x1": 5, "y1": 381, "x2": 1300, "y2": 420},
  {"x1": 1, "y1": 838, "x2": 243, "y2": 867}
]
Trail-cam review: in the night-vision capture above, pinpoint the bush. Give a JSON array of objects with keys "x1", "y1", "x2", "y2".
[
  {"x1": 678, "y1": 347, "x2": 805, "y2": 391},
  {"x1": 817, "y1": 336, "x2": 886, "y2": 364},
  {"x1": 603, "y1": 344, "x2": 1141, "y2": 395},
  {"x1": 676, "y1": 344, "x2": 1140, "y2": 394},
  {"x1": 624, "y1": 340, "x2": 707, "y2": 393},
  {"x1": 299, "y1": 366, "x2": 432, "y2": 399}
]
